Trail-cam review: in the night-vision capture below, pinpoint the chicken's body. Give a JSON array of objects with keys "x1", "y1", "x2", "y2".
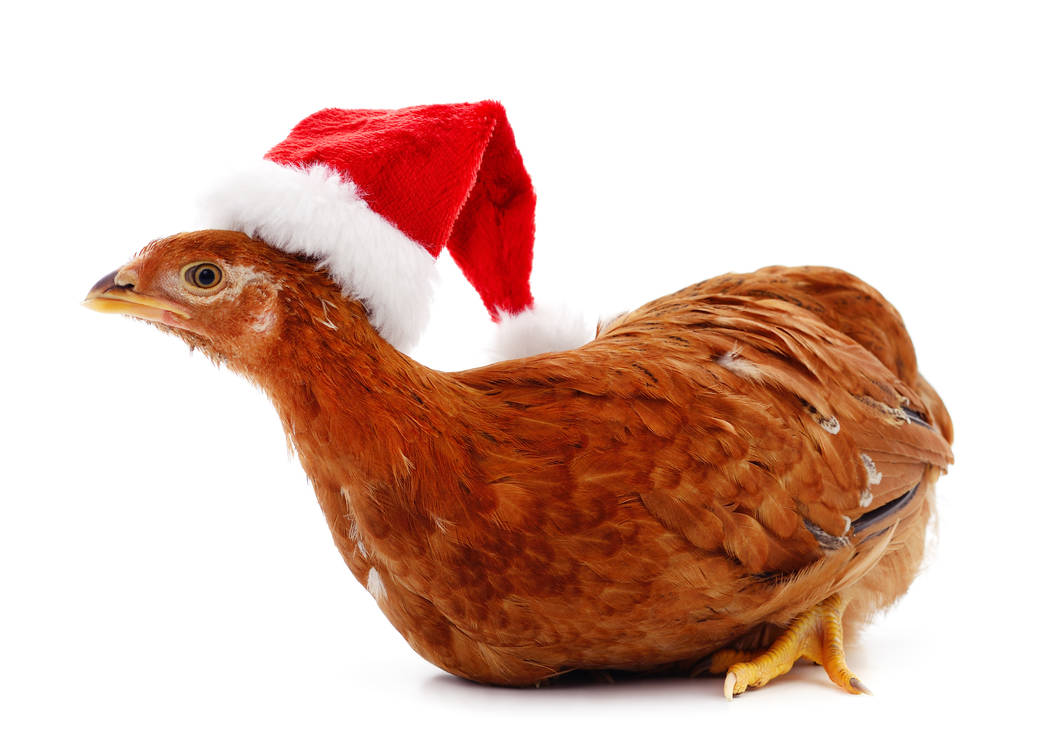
[{"x1": 86, "y1": 233, "x2": 952, "y2": 692}]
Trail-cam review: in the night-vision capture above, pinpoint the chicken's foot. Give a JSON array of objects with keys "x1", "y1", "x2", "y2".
[{"x1": 710, "y1": 594, "x2": 870, "y2": 699}]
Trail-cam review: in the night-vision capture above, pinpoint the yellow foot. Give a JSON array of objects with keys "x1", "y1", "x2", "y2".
[{"x1": 712, "y1": 594, "x2": 871, "y2": 699}]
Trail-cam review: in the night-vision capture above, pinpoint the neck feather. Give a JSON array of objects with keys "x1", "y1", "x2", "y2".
[{"x1": 243, "y1": 292, "x2": 471, "y2": 490}]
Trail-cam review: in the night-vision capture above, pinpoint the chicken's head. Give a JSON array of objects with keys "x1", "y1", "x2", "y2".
[{"x1": 83, "y1": 230, "x2": 354, "y2": 369}]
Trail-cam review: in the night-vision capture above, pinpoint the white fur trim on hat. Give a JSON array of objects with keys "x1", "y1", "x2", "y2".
[{"x1": 199, "y1": 160, "x2": 438, "y2": 352}]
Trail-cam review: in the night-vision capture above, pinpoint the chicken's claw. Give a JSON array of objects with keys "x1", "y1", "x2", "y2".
[
  {"x1": 723, "y1": 671, "x2": 738, "y2": 700},
  {"x1": 714, "y1": 593, "x2": 870, "y2": 699}
]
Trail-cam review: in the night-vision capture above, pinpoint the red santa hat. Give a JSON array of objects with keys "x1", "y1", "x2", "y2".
[{"x1": 201, "y1": 101, "x2": 584, "y2": 355}]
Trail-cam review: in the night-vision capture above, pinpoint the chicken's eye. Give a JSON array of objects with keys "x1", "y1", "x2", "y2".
[{"x1": 182, "y1": 262, "x2": 224, "y2": 291}]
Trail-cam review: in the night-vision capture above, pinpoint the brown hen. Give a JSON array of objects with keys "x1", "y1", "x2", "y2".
[{"x1": 85, "y1": 230, "x2": 952, "y2": 697}]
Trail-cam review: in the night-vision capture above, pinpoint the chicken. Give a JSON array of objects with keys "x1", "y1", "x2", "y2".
[{"x1": 84, "y1": 229, "x2": 952, "y2": 697}]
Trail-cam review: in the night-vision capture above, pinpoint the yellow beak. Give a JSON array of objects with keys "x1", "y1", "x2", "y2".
[{"x1": 82, "y1": 270, "x2": 190, "y2": 323}]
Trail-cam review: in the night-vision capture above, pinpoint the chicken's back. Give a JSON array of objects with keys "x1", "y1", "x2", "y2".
[{"x1": 689, "y1": 266, "x2": 952, "y2": 443}]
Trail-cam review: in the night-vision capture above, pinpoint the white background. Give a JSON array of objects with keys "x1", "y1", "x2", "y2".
[{"x1": 3, "y1": 1, "x2": 1047, "y2": 733}]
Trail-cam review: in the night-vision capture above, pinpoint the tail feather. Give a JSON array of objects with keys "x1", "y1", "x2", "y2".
[
  {"x1": 739, "y1": 521, "x2": 898, "y2": 631},
  {"x1": 916, "y1": 373, "x2": 953, "y2": 445}
]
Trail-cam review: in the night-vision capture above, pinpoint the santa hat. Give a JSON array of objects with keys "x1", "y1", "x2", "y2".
[{"x1": 201, "y1": 100, "x2": 585, "y2": 355}]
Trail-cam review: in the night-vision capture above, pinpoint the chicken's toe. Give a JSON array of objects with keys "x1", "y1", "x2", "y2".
[{"x1": 714, "y1": 594, "x2": 869, "y2": 699}]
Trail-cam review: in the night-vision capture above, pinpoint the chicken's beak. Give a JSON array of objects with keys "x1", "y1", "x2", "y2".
[{"x1": 82, "y1": 269, "x2": 190, "y2": 324}]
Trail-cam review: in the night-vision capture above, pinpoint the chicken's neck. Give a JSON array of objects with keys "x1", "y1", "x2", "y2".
[{"x1": 247, "y1": 298, "x2": 475, "y2": 498}]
